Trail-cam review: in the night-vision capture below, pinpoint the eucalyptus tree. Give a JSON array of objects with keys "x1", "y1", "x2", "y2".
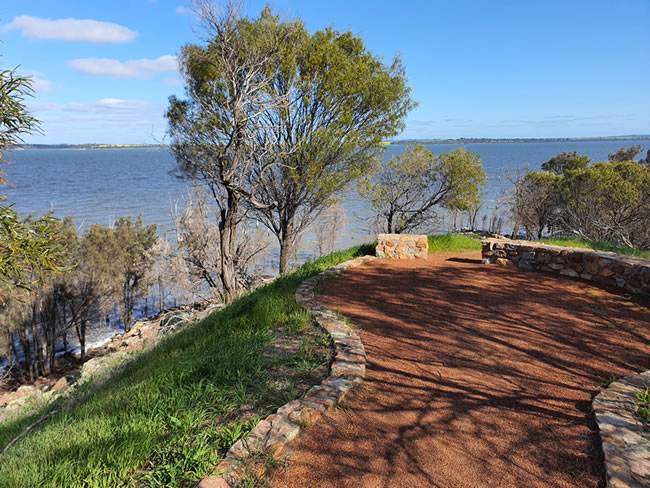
[
  {"x1": 250, "y1": 26, "x2": 415, "y2": 274},
  {"x1": 113, "y1": 216, "x2": 158, "y2": 331},
  {"x1": 167, "y1": 2, "x2": 299, "y2": 300},
  {"x1": 359, "y1": 144, "x2": 487, "y2": 234},
  {"x1": 0, "y1": 55, "x2": 67, "y2": 302},
  {"x1": 511, "y1": 147, "x2": 650, "y2": 247}
]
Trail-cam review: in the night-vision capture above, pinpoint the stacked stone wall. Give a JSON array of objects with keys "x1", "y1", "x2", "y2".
[
  {"x1": 376, "y1": 234, "x2": 428, "y2": 259},
  {"x1": 482, "y1": 238, "x2": 650, "y2": 298}
]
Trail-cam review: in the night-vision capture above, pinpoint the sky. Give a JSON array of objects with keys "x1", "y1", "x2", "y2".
[{"x1": 1, "y1": 0, "x2": 649, "y2": 144}]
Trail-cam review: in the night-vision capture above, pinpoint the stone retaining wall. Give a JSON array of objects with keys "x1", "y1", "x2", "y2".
[
  {"x1": 593, "y1": 372, "x2": 650, "y2": 487},
  {"x1": 376, "y1": 234, "x2": 428, "y2": 259},
  {"x1": 198, "y1": 256, "x2": 375, "y2": 488},
  {"x1": 481, "y1": 238, "x2": 650, "y2": 298}
]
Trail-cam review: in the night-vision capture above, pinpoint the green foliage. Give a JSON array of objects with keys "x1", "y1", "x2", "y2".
[
  {"x1": 540, "y1": 151, "x2": 590, "y2": 175},
  {"x1": 427, "y1": 233, "x2": 482, "y2": 253},
  {"x1": 0, "y1": 63, "x2": 41, "y2": 181},
  {"x1": 79, "y1": 216, "x2": 157, "y2": 329},
  {"x1": 167, "y1": 4, "x2": 303, "y2": 300},
  {"x1": 251, "y1": 21, "x2": 414, "y2": 274},
  {"x1": 636, "y1": 387, "x2": 650, "y2": 424},
  {"x1": 0, "y1": 204, "x2": 68, "y2": 302},
  {"x1": 0, "y1": 242, "x2": 372, "y2": 487},
  {"x1": 513, "y1": 170, "x2": 559, "y2": 239},
  {"x1": 0, "y1": 50, "x2": 67, "y2": 303},
  {"x1": 359, "y1": 144, "x2": 487, "y2": 233},
  {"x1": 112, "y1": 216, "x2": 158, "y2": 329},
  {"x1": 608, "y1": 144, "x2": 642, "y2": 162},
  {"x1": 511, "y1": 146, "x2": 650, "y2": 249}
]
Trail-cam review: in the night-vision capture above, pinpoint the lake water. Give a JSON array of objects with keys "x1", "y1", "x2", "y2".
[
  {"x1": 5, "y1": 140, "x2": 649, "y2": 251},
  {"x1": 2, "y1": 139, "x2": 648, "y2": 361}
]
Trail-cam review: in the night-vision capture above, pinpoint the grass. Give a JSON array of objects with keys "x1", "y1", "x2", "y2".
[
  {"x1": 636, "y1": 387, "x2": 650, "y2": 425},
  {"x1": 0, "y1": 242, "x2": 374, "y2": 488},
  {"x1": 541, "y1": 238, "x2": 650, "y2": 259},
  {"x1": 427, "y1": 233, "x2": 482, "y2": 253}
]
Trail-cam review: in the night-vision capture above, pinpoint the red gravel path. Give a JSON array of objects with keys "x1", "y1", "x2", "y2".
[{"x1": 271, "y1": 251, "x2": 650, "y2": 488}]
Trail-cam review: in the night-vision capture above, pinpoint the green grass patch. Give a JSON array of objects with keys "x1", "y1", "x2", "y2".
[
  {"x1": 427, "y1": 233, "x2": 482, "y2": 253},
  {"x1": 542, "y1": 238, "x2": 650, "y2": 259},
  {"x1": 636, "y1": 386, "x2": 650, "y2": 424},
  {"x1": 0, "y1": 242, "x2": 374, "y2": 488}
]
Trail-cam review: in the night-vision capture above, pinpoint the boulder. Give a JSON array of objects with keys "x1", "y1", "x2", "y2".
[{"x1": 52, "y1": 376, "x2": 69, "y2": 392}]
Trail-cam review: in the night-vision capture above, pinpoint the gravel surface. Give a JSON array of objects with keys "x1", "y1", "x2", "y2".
[{"x1": 270, "y1": 251, "x2": 650, "y2": 488}]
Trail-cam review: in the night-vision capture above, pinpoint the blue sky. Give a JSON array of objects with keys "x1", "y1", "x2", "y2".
[{"x1": 1, "y1": 0, "x2": 649, "y2": 144}]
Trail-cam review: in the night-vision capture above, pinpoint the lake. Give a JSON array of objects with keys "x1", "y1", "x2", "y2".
[
  {"x1": 5, "y1": 139, "x2": 650, "y2": 255},
  {"x1": 2, "y1": 139, "x2": 648, "y2": 357}
]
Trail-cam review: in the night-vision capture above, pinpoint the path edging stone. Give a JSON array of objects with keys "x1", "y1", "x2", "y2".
[
  {"x1": 593, "y1": 371, "x2": 650, "y2": 487},
  {"x1": 198, "y1": 255, "x2": 375, "y2": 488}
]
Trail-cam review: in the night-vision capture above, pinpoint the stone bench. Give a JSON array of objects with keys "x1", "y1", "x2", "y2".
[{"x1": 376, "y1": 234, "x2": 428, "y2": 259}]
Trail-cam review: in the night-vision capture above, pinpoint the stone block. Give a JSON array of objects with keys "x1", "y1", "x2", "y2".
[
  {"x1": 560, "y1": 269, "x2": 579, "y2": 278},
  {"x1": 567, "y1": 252, "x2": 583, "y2": 263},
  {"x1": 518, "y1": 260, "x2": 534, "y2": 270},
  {"x1": 376, "y1": 234, "x2": 427, "y2": 259},
  {"x1": 600, "y1": 268, "x2": 615, "y2": 278},
  {"x1": 521, "y1": 251, "x2": 535, "y2": 260}
]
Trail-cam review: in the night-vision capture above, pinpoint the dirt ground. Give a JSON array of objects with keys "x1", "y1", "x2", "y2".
[{"x1": 270, "y1": 251, "x2": 650, "y2": 488}]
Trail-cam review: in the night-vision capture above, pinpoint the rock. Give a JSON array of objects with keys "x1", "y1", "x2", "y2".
[
  {"x1": 159, "y1": 311, "x2": 193, "y2": 335},
  {"x1": 52, "y1": 377, "x2": 69, "y2": 392},
  {"x1": 13, "y1": 385, "x2": 40, "y2": 401},
  {"x1": 80, "y1": 352, "x2": 129, "y2": 383},
  {"x1": 197, "y1": 476, "x2": 231, "y2": 488},
  {"x1": 560, "y1": 268, "x2": 579, "y2": 278}
]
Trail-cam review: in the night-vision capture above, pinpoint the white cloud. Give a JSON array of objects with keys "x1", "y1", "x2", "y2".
[
  {"x1": 17, "y1": 69, "x2": 53, "y2": 92},
  {"x1": 161, "y1": 76, "x2": 184, "y2": 87},
  {"x1": 176, "y1": 6, "x2": 193, "y2": 16},
  {"x1": 24, "y1": 98, "x2": 167, "y2": 143},
  {"x1": 67, "y1": 55, "x2": 178, "y2": 79},
  {"x1": 28, "y1": 98, "x2": 164, "y2": 115},
  {"x1": 5, "y1": 15, "x2": 137, "y2": 43}
]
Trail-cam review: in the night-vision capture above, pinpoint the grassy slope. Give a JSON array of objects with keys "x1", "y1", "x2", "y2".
[
  {"x1": 0, "y1": 243, "x2": 374, "y2": 488},
  {"x1": 0, "y1": 235, "x2": 481, "y2": 487},
  {"x1": 541, "y1": 238, "x2": 650, "y2": 259}
]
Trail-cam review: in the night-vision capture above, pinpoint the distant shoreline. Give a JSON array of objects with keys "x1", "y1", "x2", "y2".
[
  {"x1": 12, "y1": 135, "x2": 650, "y2": 150},
  {"x1": 390, "y1": 135, "x2": 650, "y2": 145},
  {"x1": 13, "y1": 144, "x2": 169, "y2": 150}
]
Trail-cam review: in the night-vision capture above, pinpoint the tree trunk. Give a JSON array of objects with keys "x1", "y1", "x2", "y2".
[
  {"x1": 76, "y1": 321, "x2": 87, "y2": 360},
  {"x1": 219, "y1": 189, "x2": 240, "y2": 302},
  {"x1": 386, "y1": 210, "x2": 394, "y2": 234},
  {"x1": 123, "y1": 310, "x2": 132, "y2": 333},
  {"x1": 278, "y1": 217, "x2": 296, "y2": 275}
]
